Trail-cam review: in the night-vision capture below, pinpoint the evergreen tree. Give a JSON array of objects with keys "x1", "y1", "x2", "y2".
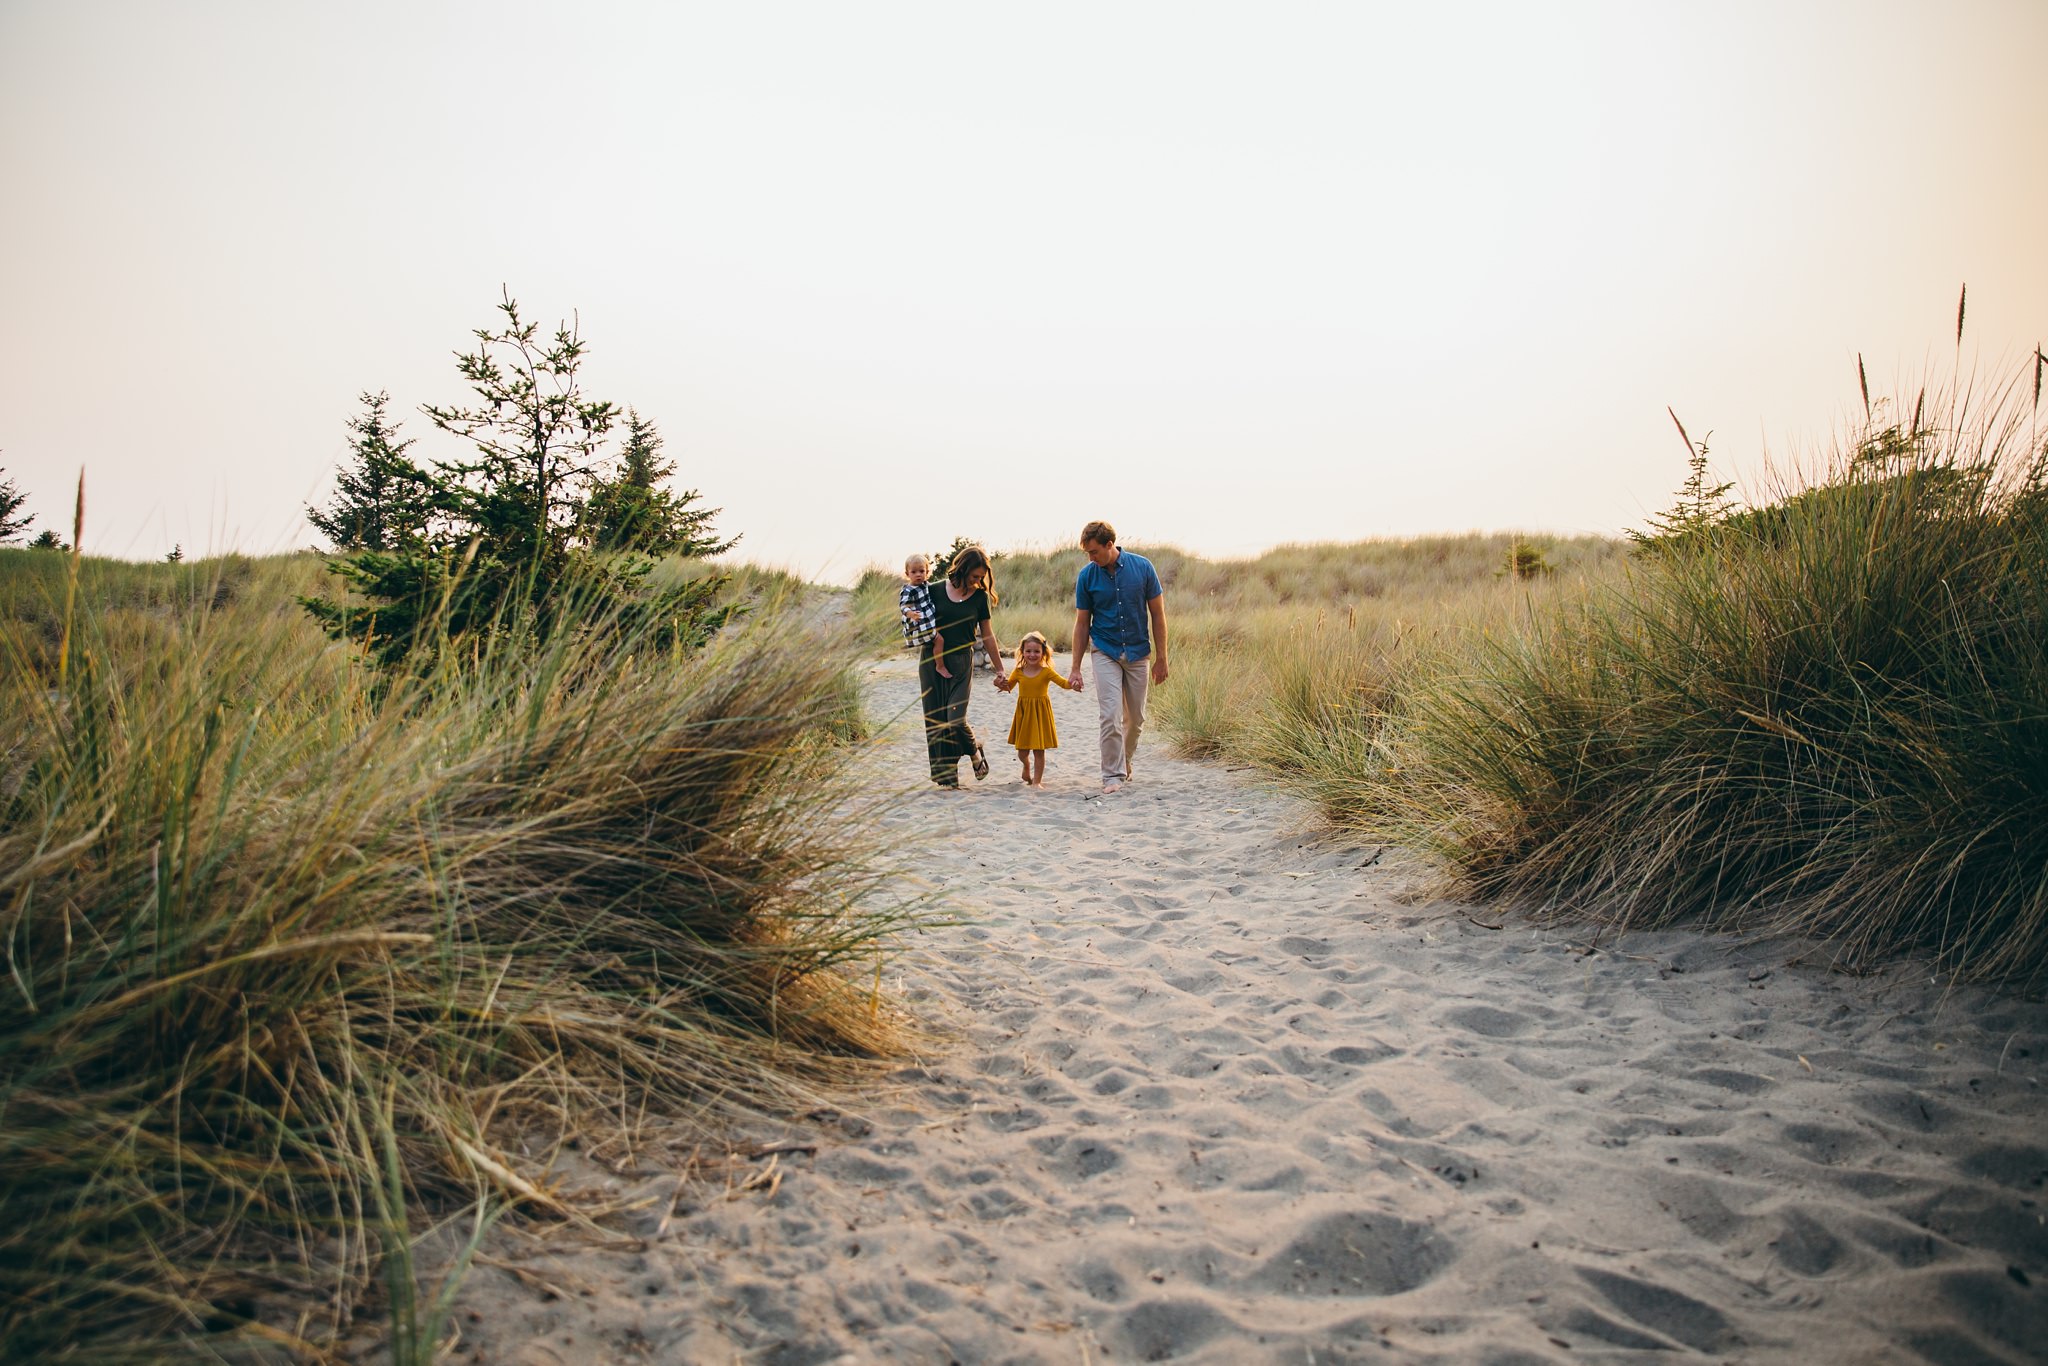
[
  {"x1": 585, "y1": 410, "x2": 739, "y2": 557},
  {"x1": 27, "y1": 530, "x2": 65, "y2": 552},
  {"x1": 931, "y1": 536, "x2": 997, "y2": 581},
  {"x1": 423, "y1": 291, "x2": 617, "y2": 577},
  {"x1": 303, "y1": 291, "x2": 737, "y2": 671},
  {"x1": 1630, "y1": 409, "x2": 1735, "y2": 551},
  {"x1": 0, "y1": 462, "x2": 30, "y2": 544},
  {"x1": 306, "y1": 392, "x2": 433, "y2": 551}
]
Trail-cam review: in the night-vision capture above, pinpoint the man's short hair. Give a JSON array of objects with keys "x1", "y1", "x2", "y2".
[{"x1": 1079, "y1": 520, "x2": 1116, "y2": 549}]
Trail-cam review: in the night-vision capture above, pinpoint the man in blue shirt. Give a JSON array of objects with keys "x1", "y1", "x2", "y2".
[{"x1": 1069, "y1": 519, "x2": 1169, "y2": 795}]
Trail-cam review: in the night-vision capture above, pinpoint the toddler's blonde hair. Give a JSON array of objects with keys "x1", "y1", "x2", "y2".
[{"x1": 904, "y1": 553, "x2": 929, "y2": 573}]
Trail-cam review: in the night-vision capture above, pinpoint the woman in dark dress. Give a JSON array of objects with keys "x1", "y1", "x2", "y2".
[{"x1": 921, "y1": 546, "x2": 1005, "y2": 788}]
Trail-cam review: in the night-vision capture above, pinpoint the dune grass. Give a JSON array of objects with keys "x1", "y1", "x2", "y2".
[
  {"x1": 1132, "y1": 379, "x2": 2048, "y2": 985},
  {"x1": 850, "y1": 533, "x2": 1618, "y2": 660},
  {"x1": 0, "y1": 550, "x2": 920, "y2": 1358},
  {"x1": 1393, "y1": 381, "x2": 2048, "y2": 982}
]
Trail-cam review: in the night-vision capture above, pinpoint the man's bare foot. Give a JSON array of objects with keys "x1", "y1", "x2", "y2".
[{"x1": 1101, "y1": 778, "x2": 1123, "y2": 796}]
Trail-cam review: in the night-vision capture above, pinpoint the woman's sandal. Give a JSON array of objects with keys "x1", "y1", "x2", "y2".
[{"x1": 970, "y1": 741, "x2": 990, "y2": 781}]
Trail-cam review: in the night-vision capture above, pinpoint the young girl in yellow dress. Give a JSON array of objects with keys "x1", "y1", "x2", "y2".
[{"x1": 1000, "y1": 630, "x2": 1081, "y2": 787}]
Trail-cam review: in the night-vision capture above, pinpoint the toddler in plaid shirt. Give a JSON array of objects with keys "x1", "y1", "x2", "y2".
[{"x1": 899, "y1": 554, "x2": 940, "y2": 666}]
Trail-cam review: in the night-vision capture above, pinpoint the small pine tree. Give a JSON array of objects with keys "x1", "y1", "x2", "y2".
[
  {"x1": 0, "y1": 463, "x2": 30, "y2": 544},
  {"x1": 585, "y1": 410, "x2": 739, "y2": 558},
  {"x1": 27, "y1": 529, "x2": 66, "y2": 552},
  {"x1": 303, "y1": 291, "x2": 738, "y2": 672},
  {"x1": 306, "y1": 392, "x2": 433, "y2": 552},
  {"x1": 1631, "y1": 409, "x2": 1735, "y2": 550},
  {"x1": 930, "y1": 536, "x2": 994, "y2": 582},
  {"x1": 166, "y1": 544, "x2": 184, "y2": 563},
  {"x1": 423, "y1": 290, "x2": 618, "y2": 577},
  {"x1": 1501, "y1": 540, "x2": 1552, "y2": 580}
]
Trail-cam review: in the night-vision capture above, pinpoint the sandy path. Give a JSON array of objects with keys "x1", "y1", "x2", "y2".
[{"x1": 454, "y1": 656, "x2": 2047, "y2": 1365}]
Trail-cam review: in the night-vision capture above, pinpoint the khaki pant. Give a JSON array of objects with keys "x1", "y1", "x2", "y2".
[{"x1": 1093, "y1": 655, "x2": 1150, "y2": 783}]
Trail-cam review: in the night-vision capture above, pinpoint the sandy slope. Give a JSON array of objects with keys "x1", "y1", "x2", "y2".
[{"x1": 443, "y1": 655, "x2": 2048, "y2": 1365}]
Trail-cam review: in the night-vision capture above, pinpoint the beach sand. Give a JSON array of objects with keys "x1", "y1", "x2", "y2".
[{"x1": 437, "y1": 655, "x2": 2047, "y2": 1364}]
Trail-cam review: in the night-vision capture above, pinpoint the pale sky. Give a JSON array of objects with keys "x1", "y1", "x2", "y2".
[{"x1": 3, "y1": 1, "x2": 2044, "y2": 582}]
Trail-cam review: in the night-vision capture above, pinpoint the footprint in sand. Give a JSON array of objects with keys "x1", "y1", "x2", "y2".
[{"x1": 1245, "y1": 1210, "x2": 1459, "y2": 1297}]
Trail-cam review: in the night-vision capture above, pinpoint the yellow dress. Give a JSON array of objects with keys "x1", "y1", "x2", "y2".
[{"x1": 1005, "y1": 665, "x2": 1067, "y2": 751}]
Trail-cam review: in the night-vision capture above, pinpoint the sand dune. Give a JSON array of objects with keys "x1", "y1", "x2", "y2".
[{"x1": 444, "y1": 656, "x2": 2047, "y2": 1364}]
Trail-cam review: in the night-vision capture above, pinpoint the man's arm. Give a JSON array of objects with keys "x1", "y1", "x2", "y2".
[
  {"x1": 1070, "y1": 608, "x2": 1091, "y2": 691},
  {"x1": 1147, "y1": 593, "x2": 1168, "y2": 685}
]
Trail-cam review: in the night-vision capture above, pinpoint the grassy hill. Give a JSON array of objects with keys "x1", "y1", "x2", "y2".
[{"x1": 0, "y1": 546, "x2": 916, "y2": 1358}]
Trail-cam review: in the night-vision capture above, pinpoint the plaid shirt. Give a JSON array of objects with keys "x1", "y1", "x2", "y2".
[{"x1": 899, "y1": 580, "x2": 936, "y2": 649}]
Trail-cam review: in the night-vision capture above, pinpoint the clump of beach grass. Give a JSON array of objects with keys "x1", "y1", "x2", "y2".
[
  {"x1": 1116, "y1": 356, "x2": 2047, "y2": 985},
  {"x1": 0, "y1": 549, "x2": 919, "y2": 1358},
  {"x1": 1387, "y1": 370, "x2": 2048, "y2": 983},
  {"x1": 1147, "y1": 545, "x2": 1606, "y2": 800}
]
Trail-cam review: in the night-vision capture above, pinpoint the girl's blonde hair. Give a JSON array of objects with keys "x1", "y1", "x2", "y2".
[{"x1": 1016, "y1": 629, "x2": 1051, "y2": 660}]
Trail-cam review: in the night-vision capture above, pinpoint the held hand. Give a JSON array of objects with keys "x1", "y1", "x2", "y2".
[{"x1": 1071, "y1": 665, "x2": 1086, "y2": 692}]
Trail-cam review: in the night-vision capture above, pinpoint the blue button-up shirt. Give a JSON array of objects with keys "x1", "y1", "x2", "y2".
[{"x1": 1075, "y1": 550, "x2": 1163, "y2": 661}]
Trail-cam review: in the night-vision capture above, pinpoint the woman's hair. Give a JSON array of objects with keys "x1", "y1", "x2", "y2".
[
  {"x1": 1016, "y1": 629, "x2": 1050, "y2": 659},
  {"x1": 947, "y1": 545, "x2": 998, "y2": 604}
]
